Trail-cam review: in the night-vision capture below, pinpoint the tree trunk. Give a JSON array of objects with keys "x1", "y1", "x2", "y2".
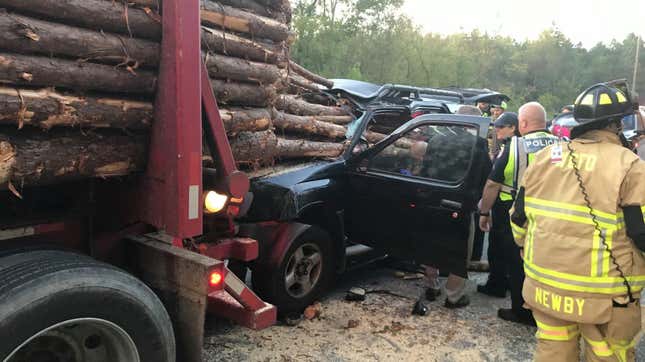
[
  {"x1": 0, "y1": 129, "x2": 147, "y2": 187},
  {"x1": 289, "y1": 61, "x2": 333, "y2": 88},
  {"x1": 210, "y1": 79, "x2": 277, "y2": 107},
  {"x1": 271, "y1": 110, "x2": 347, "y2": 139},
  {"x1": 0, "y1": 87, "x2": 153, "y2": 129},
  {"x1": 0, "y1": 0, "x2": 161, "y2": 40},
  {"x1": 0, "y1": 53, "x2": 157, "y2": 95},
  {"x1": 201, "y1": 26, "x2": 287, "y2": 66},
  {"x1": 219, "y1": 107, "x2": 272, "y2": 134},
  {"x1": 0, "y1": 12, "x2": 160, "y2": 67},
  {"x1": 200, "y1": 1, "x2": 291, "y2": 42},
  {"x1": 276, "y1": 95, "x2": 348, "y2": 116},
  {"x1": 288, "y1": 73, "x2": 320, "y2": 93},
  {"x1": 213, "y1": 0, "x2": 288, "y2": 23},
  {"x1": 204, "y1": 52, "x2": 285, "y2": 85},
  {"x1": 229, "y1": 130, "x2": 277, "y2": 164},
  {"x1": 276, "y1": 138, "x2": 344, "y2": 159}
]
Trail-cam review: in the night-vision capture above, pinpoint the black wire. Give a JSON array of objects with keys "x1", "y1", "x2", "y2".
[{"x1": 566, "y1": 141, "x2": 635, "y2": 303}]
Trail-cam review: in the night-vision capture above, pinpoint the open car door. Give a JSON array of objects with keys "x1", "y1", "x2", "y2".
[{"x1": 344, "y1": 114, "x2": 490, "y2": 276}]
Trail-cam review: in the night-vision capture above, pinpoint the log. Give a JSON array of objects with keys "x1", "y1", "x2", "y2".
[
  {"x1": 276, "y1": 95, "x2": 348, "y2": 117},
  {"x1": 0, "y1": 11, "x2": 160, "y2": 67},
  {"x1": 210, "y1": 79, "x2": 277, "y2": 107},
  {"x1": 200, "y1": 1, "x2": 291, "y2": 42},
  {"x1": 0, "y1": 129, "x2": 147, "y2": 187},
  {"x1": 288, "y1": 74, "x2": 320, "y2": 93},
  {"x1": 0, "y1": 53, "x2": 157, "y2": 95},
  {"x1": 201, "y1": 26, "x2": 287, "y2": 66},
  {"x1": 204, "y1": 52, "x2": 285, "y2": 85},
  {"x1": 276, "y1": 138, "x2": 344, "y2": 159},
  {"x1": 219, "y1": 107, "x2": 272, "y2": 134},
  {"x1": 289, "y1": 61, "x2": 333, "y2": 88},
  {"x1": 271, "y1": 110, "x2": 347, "y2": 139},
  {"x1": 229, "y1": 130, "x2": 277, "y2": 164},
  {"x1": 0, "y1": 87, "x2": 153, "y2": 129},
  {"x1": 0, "y1": 0, "x2": 161, "y2": 40},
  {"x1": 214, "y1": 0, "x2": 288, "y2": 23}
]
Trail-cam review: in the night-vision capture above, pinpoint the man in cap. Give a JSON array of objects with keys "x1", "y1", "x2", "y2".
[{"x1": 479, "y1": 104, "x2": 559, "y2": 326}]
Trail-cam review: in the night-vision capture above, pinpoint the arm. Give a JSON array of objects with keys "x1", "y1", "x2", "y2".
[
  {"x1": 510, "y1": 187, "x2": 528, "y2": 247},
  {"x1": 478, "y1": 143, "x2": 510, "y2": 231},
  {"x1": 620, "y1": 160, "x2": 645, "y2": 251}
]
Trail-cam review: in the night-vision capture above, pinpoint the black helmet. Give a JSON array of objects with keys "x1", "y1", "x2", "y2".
[{"x1": 571, "y1": 80, "x2": 634, "y2": 138}]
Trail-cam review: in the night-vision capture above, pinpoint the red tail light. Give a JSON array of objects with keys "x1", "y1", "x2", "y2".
[
  {"x1": 209, "y1": 271, "x2": 223, "y2": 286},
  {"x1": 411, "y1": 111, "x2": 425, "y2": 118}
]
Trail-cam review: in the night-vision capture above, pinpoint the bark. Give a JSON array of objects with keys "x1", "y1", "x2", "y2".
[
  {"x1": 271, "y1": 110, "x2": 347, "y2": 139},
  {"x1": 229, "y1": 130, "x2": 277, "y2": 164},
  {"x1": 289, "y1": 61, "x2": 333, "y2": 88},
  {"x1": 0, "y1": 0, "x2": 161, "y2": 40},
  {"x1": 201, "y1": 26, "x2": 287, "y2": 66},
  {"x1": 0, "y1": 12, "x2": 160, "y2": 67},
  {"x1": 210, "y1": 79, "x2": 277, "y2": 107},
  {"x1": 214, "y1": 0, "x2": 288, "y2": 23},
  {"x1": 204, "y1": 52, "x2": 285, "y2": 85},
  {"x1": 0, "y1": 129, "x2": 147, "y2": 187},
  {"x1": 275, "y1": 95, "x2": 348, "y2": 116},
  {"x1": 219, "y1": 107, "x2": 272, "y2": 134},
  {"x1": 276, "y1": 138, "x2": 345, "y2": 159},
  {"x1": 365, "y1": 131, "x2": 413, "y2": 148},
  {"x1": 0, "y1": 53, "x2": 157, "y2": 95},
  {"x1": 314, "y1": 115, "x2": 354, "y2": 125},
  {"x1": 288, "y1": 74, "x2": 320, "y2": 93},
  {"x1": 0, "y1": 87, "x2": 153, "y2": 129},
  {"x1": 200, "y1": 1, "x2": 291, "y2": 42}
]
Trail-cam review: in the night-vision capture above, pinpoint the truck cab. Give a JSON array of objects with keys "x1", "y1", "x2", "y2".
[{"x1": 241, "y1": 108, "x2": 492, "y2": 313}]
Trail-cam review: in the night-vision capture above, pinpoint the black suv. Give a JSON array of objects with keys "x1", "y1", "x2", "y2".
[{"x1": 241, "y1": 106, "x2": 492, "y2": 313}]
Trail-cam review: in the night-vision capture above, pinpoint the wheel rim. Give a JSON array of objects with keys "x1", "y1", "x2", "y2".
[
  {"x1": 284, "y1": 242, "x2": 323, "y2": 298},
  {"x1": 4, "y1": 318, "x2": 140, "y2": 362}
]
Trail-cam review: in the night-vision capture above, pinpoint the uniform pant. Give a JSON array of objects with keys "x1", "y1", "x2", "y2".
[
  {"x1": 532, "y1": 302, "x2": 641, "y2": 362},
  {"x1": 484, "y1": 200, "x2": 512, "y2": 292},
  {"x1": 425, "y1": 266, "x2": 466, "y2": 303}
]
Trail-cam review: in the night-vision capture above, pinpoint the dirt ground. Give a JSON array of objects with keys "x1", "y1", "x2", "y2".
[{"x1": 203, "y1": 262, "x2": 645, "y2": 362}]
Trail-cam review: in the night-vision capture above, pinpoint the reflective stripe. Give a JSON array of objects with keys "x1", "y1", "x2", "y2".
[
  {"x1": 591, "y1": 229, "x2": 608, "y2": 277},
  {"x1": 524, "y1": 261, "x2": 645, "y2": 294},
  {"x1": 609, "y1": 338, "x2": 637, "y2": 362},
  {"x1": 526, "y1": 197, "x2": 624, "y2": 226},
  {"x1": 536, "y1": 321, "x2": 579, "y2": 341},
  {"x1": 583, "y1": 335, "x2": 613, "y2": 357},
  {"x1": 526, "y1": 212, "x2": 537, "y2": 262},
  {"x1": 511, "y1": 222, "x2": 526, "y2": 240}
]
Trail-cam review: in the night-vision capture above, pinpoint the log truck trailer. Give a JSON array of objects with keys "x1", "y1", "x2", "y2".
[{"x1": 0, "y1": 1, "x2": 275, "y2": 361}]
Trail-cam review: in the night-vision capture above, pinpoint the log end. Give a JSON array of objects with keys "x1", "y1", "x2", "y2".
[{"x1": 0, "y1": 140, "x2": 16, "y2": 185}]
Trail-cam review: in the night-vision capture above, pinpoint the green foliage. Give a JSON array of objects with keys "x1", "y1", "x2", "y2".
[{"x1": 291, "y1": 1, "x2": 644, "y2": 117}]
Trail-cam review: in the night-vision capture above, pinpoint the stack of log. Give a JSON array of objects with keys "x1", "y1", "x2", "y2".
[{"x1": 0, "y1": 0, "x2": 353, "y2": 189}]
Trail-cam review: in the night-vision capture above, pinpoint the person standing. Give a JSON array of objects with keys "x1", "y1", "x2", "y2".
[
  {"x1": 511, "y1": 82, "x2": 645, "y2": 361},
  {"x1": 478, "y1": 103, "x2": 558, "y2": 325}
]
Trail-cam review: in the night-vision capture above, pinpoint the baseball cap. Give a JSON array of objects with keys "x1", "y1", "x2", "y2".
[
  {"x1": 493, "y1": 112, "x2": 518, "y2": 128},
  {"x1": 491, "y1": 101, "x2": 508, "y2": 110}
]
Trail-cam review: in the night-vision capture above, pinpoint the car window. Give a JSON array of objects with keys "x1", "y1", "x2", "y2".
[
  {"x1": 368, "y1": 124, "x2": 478, "y2": 183},
  {"x1": 351, "y1": 111, "x2": 411, "y2": 155}
]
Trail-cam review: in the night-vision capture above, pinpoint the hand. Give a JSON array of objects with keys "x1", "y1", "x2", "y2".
[
  {"x1": 520, "y1": 249, "x2": 524, "y2": 260},
  {"x1": 479, "y1": 215, "x2": 491, "y2": 232}
]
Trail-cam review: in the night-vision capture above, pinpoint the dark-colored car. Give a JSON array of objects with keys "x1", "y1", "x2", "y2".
[{"x1": 241, "y1": 107, "x2": 492, "y2": 313}]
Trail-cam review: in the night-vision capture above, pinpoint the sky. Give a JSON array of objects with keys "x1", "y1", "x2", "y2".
[{"x1": 401, "y1": 0, "x2": 645, "y2": 48}]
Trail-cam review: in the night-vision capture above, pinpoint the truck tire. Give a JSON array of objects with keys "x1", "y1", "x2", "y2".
[
  {"x1": 253, "y1": 227, "x2": 336, "y2": 315},
  {"x1": 0, "y1": 250, "x2": 176, "y2": 362}
]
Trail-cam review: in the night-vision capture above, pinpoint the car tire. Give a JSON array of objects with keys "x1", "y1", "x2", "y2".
[
  {"x1": 0, "y1": 250, "x2": 175, "y2": 362},
  {"x1": 252, "y1": 226, "x2": 336, "y2": 315}
]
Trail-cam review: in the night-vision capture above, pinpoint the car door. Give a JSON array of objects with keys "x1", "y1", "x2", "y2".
[{"x1": 344, "y1": 114, "x2": 490, "y2": 275}]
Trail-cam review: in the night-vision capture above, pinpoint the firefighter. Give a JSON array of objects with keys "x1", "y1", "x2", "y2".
[
  {"x1": 478, "y1": 103, "x2": 559, "y2": 326},
  {"x1": 511, "y1": 81, "x2": 645, "y2": 361}
]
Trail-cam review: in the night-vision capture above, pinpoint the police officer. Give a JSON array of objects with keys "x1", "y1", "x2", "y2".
[
  {"x1": 511, "y1": 82, "x2": 645, "y2": 361},
  {"x1": 478, "y1": 102, "x2": 558, "y2": 326}
]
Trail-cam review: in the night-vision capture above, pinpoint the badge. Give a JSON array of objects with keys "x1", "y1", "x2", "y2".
[{"x1": 551, "y1": 145, "x2": 562, "y2": 163}]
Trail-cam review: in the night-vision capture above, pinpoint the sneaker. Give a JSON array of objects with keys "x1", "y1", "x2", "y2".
[
  {"x1": 445, "y1": 295, "x2": 470, "y2": 309},
  {"x1": 477, "y1": 284, "x2": 507, "y2": 298},
  {"x1": 497, "y1": 308, "x2": 536, "y2": 327},
  {"x1": 425, "y1": 287, "x2": 441, "y2": 302}
]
